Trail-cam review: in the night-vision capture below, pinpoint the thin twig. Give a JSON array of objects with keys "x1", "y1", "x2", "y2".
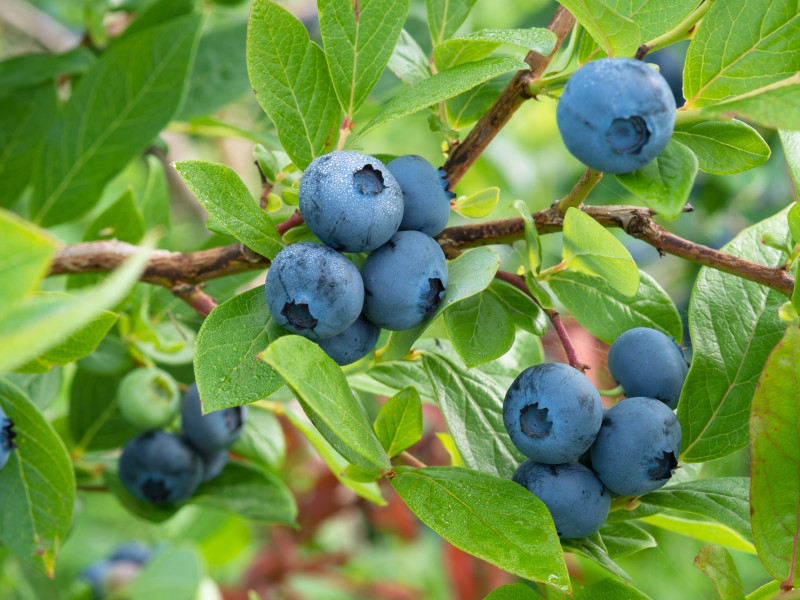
[
  {"x1": 170, "y1": 283, "x2": 218, "y2": 318},
  {"x1": 276, "y1": 211, "x2": 304, "y2": 236},
  {"x1": 555, "y1": 168, "x2": 603, "y2": 215},
  {"x1": 397, "y1": 451, "x2": 428, "y2": 469}
]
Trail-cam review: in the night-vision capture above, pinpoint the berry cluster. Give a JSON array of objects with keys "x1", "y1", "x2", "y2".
[
  {"x1": 79, "y1": 542, "x2": 152, "y2": 600},
  {"x1": 266, "y1": 151, "x2": 454, "y2": 364},
  {"x1": 118, "y1": 383, "x2": 247, "y2": 505},
  {"x1": 505, "y1": 327, "x2": 688, "y2": 538}
]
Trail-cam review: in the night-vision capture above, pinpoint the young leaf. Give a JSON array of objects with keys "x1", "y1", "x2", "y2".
[
  {"x1": 175, "y1": 161, "x2": 282, "y2": 259},
  {"x1": 549, "y1": 270, "x2": 683, "y2": 344},
  {"x1": 232, "y1": 405, "x2": 286, "y2": 470},
  {"x1": 0, "y1": 379, "x2": 75, "y2": 576},
  {"x1": 391, "y1": 466, "x2": 570, "y2": 591},
  {"x1": 642, "y1": 515, "x2": 756, "y2": 555},
  {"x1": 678, "y1": 209, "x2": 789, "y2": 462},
  {"x1": 387, "y1": 29, "x2": 431, "y2": 86},
  {"x1": 452, "y1": 187, "x2": 499, "y2": 218},
  {"x1": 84, "y1": 189, "x2": 146, "y2": 243},
  {"x1": 561, "y1": 207, "x2": 639, "y2": 297},
  {"x1": 694, "y1": 545, "x2": 746, "y2": 600},
  {"x1": 561, "y1": 536, "x2": 633, "y2": 582},
  {"x1": 615, "y1": 139, "x2": 698, "y2": 220},
  {"x1": 260, "y1": 336, "x2": 390, "y2": 472},
  {"x1": 444, "y1": 290, "x2": 515, "y2": 367},
  {"x1": 558, "y1": 0, "x2": 640, "y2": 58},
  {"x1": 373, "y1": 386, "x2": 423, "y2": 457},
  {"x1": 447, "y1": 75, "x2": 509, "y2": 129},
  {"x1": 0, "y1": 209, "x2": 57, "y2": 306},
  {"x1": 684, "y1": 0, "x2": 800, "y2": 107},
  {"x1": 426, "y1": 0, "x2": 478, "y2": 45},
  {"x1": 781, "y1": 130, "x2": 800, "y2": 196},
  {"x1": 486, "y1": 280, "x2": 547, "y2": 336},
  {"x1": 0, "y1": 47, "x2": 94, "y2": 90},
  {"x1": 422, "y1": 352, "x2": 524, "y2": 478},
  {"x1": 31, "y1": 15, "x2": 202, "y2": 226},
  {"x1": 319, "y1": 0, "x2": 410, "y2": 116},
  {"x1": 356, "y1": 57, "x2": 528, "y2": 140},
  {"x1": 247, "y1": 0, "x2": 342, "y2": 170},
  {"x1": 69, "y1": 369, "x2": 139, "y2": 452},
  {"x1": 433, "y1": 27, "x2": 557, "y2": 71},
  {"x1": 750, "y1": 326, "x2": 800, "y2": 584},
  {"x1": 598, "y1": 522, "x2": 657, "y2": 559},
  {"x1": 0, "y1": 84, "x2": 57, "y2": 208},
  {"x1": 194, "y1": 288, "x2": 285, "y2": 412},
  {"x1": 511, "y1": 199, "x2": 542, "y2": 273},
  {"x1": 639, "y1": 478, "x2": 751, "y2": 540},
  {"x1": 673, "y1": 119, "x2": 770, "y2": 175},
  {"x1": 790, "y1": 203, "x2": 800, "y2": 246},
  {"x1": 192, "y1": 462, "x2": 297, "y2": 524}
]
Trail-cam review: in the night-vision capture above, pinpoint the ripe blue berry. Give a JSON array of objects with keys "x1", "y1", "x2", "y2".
[
  {"x1": 556, "y1": 58, "x2": 676, "y2": 174},
  {"x1": 265, "y1": 242, "x2": 364, "y2": 340},
  {"x1": 503, "y1": 362, "x2": 603, "y2": 464},
  {"x1": 0, "y1": 404, "x2": 17, "y2": 471},
  {"x1": 387, "y1": 154, "x2": 455, "y2": 236},
  {"x1": 181, "y1": 383, "x2": 248, "y2": 456},
  {"x1": 80, "y1": 559, "x2": 111, "y2": 600},
  {"x1": 361, "y1": 231, "x2": 448, "y2": 331},
  {"x1": 590, "y1": 397, "x2": 682, "y2": 496},
  {"x1": 513, "y1": 460, "x2": 610, "y2": 538},
  {"x1": 316, "y1": 314, "x2": 381, "y2": 366},
  {"x1": 608, "y1": 327, "x2": 688, "y2": 409},
  {"x1": 118, "y1": 430, "x2": 203, "y2": 505},
  {"x1": 109, "y1": 542, "x2": 152, "y2": 565},
  {"x1": 299, "y1": 151, "x2": 404, "y2": 252},
  {"x1": 118, "y1": 367, "x2": 181, "y2": 429},
  {"x1": 200, "y1": 449, "x2": 229, "y2": 481}
]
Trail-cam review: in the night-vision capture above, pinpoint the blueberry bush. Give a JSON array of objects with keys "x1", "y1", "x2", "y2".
[{"x1": 0, "y1": 0, "x2": 799, "y2": 598}]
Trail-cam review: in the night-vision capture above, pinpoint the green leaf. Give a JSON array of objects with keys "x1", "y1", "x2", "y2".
[
  {"x1": 486, "y1": 280, "x2": 547, "y2": 336},
  {"x1": 391, "y1": 466, "x2": 570, "y2": 590},
  {"x1": 444, "y1": 290, "x2": 515, "y2": 367},
  {"x1": 558, "y1": 0, "x2": 640, "y2": 58},
  {"x1": 422, "y1": 352, "x2": 524, "y2": 478},
  {"x1": 694, "y1": 545, "x2": 745, "y2": 600},
  {"x1": 745, "y1": 581, "x2": 783, "y2": 600},
  {"x1": 561, "y1": 207, "x2": 639, "y2": 296},
  {"x1": 373, "y1": 387, "x2": 423, "y2": 457},
  {"x1": 319, "y1": 0, "x2": 410, "y2": 116},
  {"x1": 260, "y1": 336, "x2": 390, "y2": 472},
  {"x1": 194, "y1": 288, "x2": 285, "y2": 412},
  {"x1": 426, "y1": 0, "x2": 478, "y2": 45},
  {"x1": 351, "y1": 358, "x2": 436, "y2": 402},
  {"x1": 452, "y1": 187, "x2": 499, "y2": 218},
  {"x1": 0, "y1": 379, "x2": 75, "y2": 576},
  {"x1": 379, "y1": 247, "x2": 500, "y2": 361},
  {"x1": 678, "y1": 209, "x2": 789, "y2": 462},
  {"x1": 684, "y1": 0, "x2": 800, "y2": 107},
  {"x1": 356, "y1": 57, "x2": 529, "y2": 140},
  {"x1": 174, "y1": 161, "x2": 282, "y2": 259},
  {"x1": 284, "y1": 408, "x2": 385, "y2": 505},
  {"x1": 483, "y1": 584, "x2": 539, "y2": 599},
  {"x1": 791, "y1": 203, "x2": 800, "y2": 247},
  {"x1": 433, "y1": 27, "x2": 557, "y2": 70},
  {"x1": 511, "y1": 199, "x2": 542, "y2": 273},
  {"x1": 750, "y1": 326, "x2": 800, "y2": 583},
  {"x1": 179, "y1": 21, "x2": 250, "y2": 119},
  {"x1": 695, "y1": 73, "x2": 800, "y2": 131},
  {"x1": 0, "y1": 47, "x2": 94, "y2": 90},
  {"x1": 247, "y1": 0, "x2": 342, "y2": 170},
  {"x1": 673, "y1": 119, "x2": 770, "y2": 175},
  {"x1": 127, "y1": 546, "x2": 202, "y2": 600},
  {"x1": 0, "y1": 242, "x2": 151, "y2": 374},
  {"x1": 232, "y1": 405, "x2": 286, "y2": 470},
  {"x1": 387, "y1": 29, "x2": 431, "y2": 86},
  {"x1": 84, "y1": 189, "x2": 146, "y2": 243},
  {"x1": 599, "y1": 522, "x2": 657, "y2": 559},
  {"x1": 0, "y1": 209, "x2": 57, "y2": 306},
  {"x1": 780, "y1": 131, "x2": 800, "y2": 197},
  {"x1": 193, "y1": 462, "x2": 297, "y2": 524},
  {"x1": 639, "y1": 478, "x2": 751, "y2": 540},
  {"x1": 0, "y1": 84, "x2": 58, "y2": 208},
  {"x1": 549, "y1": 270, "x2": 683, "y2": 344},
  {"x1": 446, "y1": 75, "x2": 509, "y2": 130},
  {"x1": 573, "y1": 578, "x2": 652, "y2": 600},
  {"x1": 640, "y1": 513, "x2": 756, "y2": 554},
  {"x1": 31, "y1": 15, "x2": 202, "y2": 226},
  {"x1": 561, "y1": 536, "x2": 633, "y2": 581},
  {"x1": 615, "y1": 139, "x2": 698, "y2": 220},
  {"x1": 69, "y1": 369, "x2": 139, "y2": 452},
  {"x1": 141, "y1": 154, "x2": 172, "y2": 235}
]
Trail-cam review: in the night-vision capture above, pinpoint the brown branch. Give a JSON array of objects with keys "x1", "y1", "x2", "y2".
[{"x1": 442, "y1": 6, "x2": 576, "y2": 187}]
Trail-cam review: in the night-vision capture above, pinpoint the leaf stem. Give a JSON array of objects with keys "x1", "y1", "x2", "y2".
[
  {"x1": 398, "y1": 451, "x2": 427, "y2": 469},
  {"x1": 635, "y1": 0, "x2": 716, "y2": 59},
  {"x1": 555, "y1": 168, "x2": 603, "y2": 215},
  {"x1": 336, "y1": 115, "x2": 353, "y2": 151},
  {"x1": 276, "y1": 210, "x2": 305, "y2": 236},
  {"x1": 598, "y1": 385, "x2": 624, "y2": 397}
]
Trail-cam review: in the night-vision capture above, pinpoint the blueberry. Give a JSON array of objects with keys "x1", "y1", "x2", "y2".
[
  {"x1": 181, "y1": 383, "x2": 248, "y2": 456},
  {"x1": 647, "y1": 47, "x2": 685, "y2": 107},
  {"x1": 265, "y1": 242, "x2": 364, "y2": 340},
  {"x1": 608, "y1": 327, "x2": 688, "y2": 409},
  {"x1": 80, "y1": 559, "x2": 111, "y2": 599},
  {"x1": 0, "y1": 404, "x2": 17, "y2": 471},
  {"x1": 118, "y1": 430, "x2": 203, "y2": 505},
  {"x1": 590, "y1": 397, "x2": 682, "y2": 496},
  {"x1": 556, "y1": 58, "x2": 677, "y2": 173},
  {"x1": 201, "y1": 449, "x2": 229, "y2": 481},
  {"x1": 512, "y1": 460, "x2": 610, "y2": 538},
  {"x1": 118, "y1": 367, "x2": 181, "y2": 429},
  {"x1": 503, "y1": 362, "x2": 603, "y2": 464},
  {"x1": 316, "y1": 314, "x2": 381, "y2": 366},
  {"x1": 109, "y1": 542, "x2": 151, "y2": 565},
  {"x1": 299, "y1": 151, "x2": 404, "y2": 252},
  {"x1": 361, "y1": 231, "x2": 448, "y2": 331},
  {"x1": 387, "y1": 155, "x2": 455, "y2": 236}
]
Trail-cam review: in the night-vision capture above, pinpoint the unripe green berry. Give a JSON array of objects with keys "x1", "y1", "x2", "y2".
[{"x1": 118, "y1": 367, "x2": 180, "y2": 429}]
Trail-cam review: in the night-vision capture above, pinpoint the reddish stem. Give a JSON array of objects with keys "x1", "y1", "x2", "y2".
[{"x1": 276, "y1": 211, "x2": 304, "y2": 236}]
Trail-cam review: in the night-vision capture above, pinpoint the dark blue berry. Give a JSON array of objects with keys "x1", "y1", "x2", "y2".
[
  {"x1": 316, "y1": 314, "x2": 381, "y2": 366},
  {"x1": 181, "y1": 383, "x2": 248, "y2": 456},
  {"x1": 387, "y1": 154, "x2": 455, "y2": 236}
]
